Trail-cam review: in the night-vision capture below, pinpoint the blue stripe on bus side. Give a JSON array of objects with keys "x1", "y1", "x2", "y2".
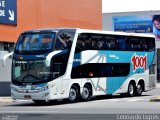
[
  {"x1": 13, "y1": 53, "x2": 48, "y2": 60},
  {"x1": 73, "y1": 53, "x2": 81, "y2": 67},
  {"x1": 13, "y1": 50, "x2": 69, "y2": 61}
]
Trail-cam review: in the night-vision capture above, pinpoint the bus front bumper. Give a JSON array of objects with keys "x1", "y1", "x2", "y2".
[{"x1": 10, "y1": 84, "x2": 56, "y2": 101}]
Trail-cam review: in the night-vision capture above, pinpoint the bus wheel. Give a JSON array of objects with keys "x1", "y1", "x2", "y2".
[
  {"x1": 32, "y1": 100, "x2": 46, "y2": 104},
  {"x1": 81, "y1": 85, "x2": 92, "y2": 101},
  {"x1": 136, "y1": 83, "x2": 143, "y2": 96},
  {"x1": 128, "y1": 82, "x2": 135, "y2": 97},
  {"x1": 68, "y1": 86, "x2": 79, "y2": 102}
]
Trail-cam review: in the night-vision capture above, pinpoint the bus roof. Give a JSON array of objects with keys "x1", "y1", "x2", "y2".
[
  {"x1": 21, "y1": 28, "x2": 77, "y2": 34},
  {"x1": 22, "y1": 28, "x2": 155, "y2": 38},
  {"x1": 76, "y1": 29, "x2": 155, "y2": 38}
]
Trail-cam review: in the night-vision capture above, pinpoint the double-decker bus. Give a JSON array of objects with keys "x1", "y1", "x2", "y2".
[{"x1": 10, "y1": 28, "x2": 156, "y2": 104}]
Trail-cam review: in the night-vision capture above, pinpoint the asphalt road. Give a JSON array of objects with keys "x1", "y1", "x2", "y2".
[{"x1": 0, "y1": 88, "x2": 160, "y2": 120}]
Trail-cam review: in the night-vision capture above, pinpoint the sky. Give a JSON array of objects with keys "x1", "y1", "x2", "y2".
[{"x1": 102, "y1": 0, "x2": 160, "y2": 13}]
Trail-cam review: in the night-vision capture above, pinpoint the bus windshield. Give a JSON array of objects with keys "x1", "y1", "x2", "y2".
[
  {"x1": 15, "y1": 32, "x2": 56, "y2": 54},
  {"x1": 12, "y1": 60, "x2": 51, "y2": 84}
]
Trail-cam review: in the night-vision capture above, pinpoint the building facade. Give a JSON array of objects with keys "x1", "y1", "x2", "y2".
[{"x1": 0, "y1": 0, "x2": 102, "y2": 96}]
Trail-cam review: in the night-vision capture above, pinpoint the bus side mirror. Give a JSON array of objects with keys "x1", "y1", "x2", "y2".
[{"x1": 2, "y1": 52, "x2": 13, "y2": 67}]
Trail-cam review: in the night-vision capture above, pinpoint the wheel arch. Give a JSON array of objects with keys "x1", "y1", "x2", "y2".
[
  {"x1": 129, "y1": 80, "x2": 136, "y2": 87},
  {"x1": 71, "y1": 83, "x2": 80, "y2": 94},
  {"x1": 66, "y1": 82, "x2": 81, "y2": 99}
]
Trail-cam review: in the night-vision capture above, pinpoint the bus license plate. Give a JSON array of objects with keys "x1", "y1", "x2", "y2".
[{"x1": 24, "y1": 95, "x2": 31, "y2": 99}]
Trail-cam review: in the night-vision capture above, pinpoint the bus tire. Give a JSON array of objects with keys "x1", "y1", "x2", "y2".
[
  {"x1": 127, "y1": 82, "x2": 136, "y2": 97},
  {"x1": 81, "y1": 84, "x2": 92, "y2": 101},
  {"x1": 136, "y1": 83, "x2": 143, "y2": 96},
  {"x1": 68, "y1": 85, "x2": 79, "y2": 102},
  {"x1": 33, "y1": 100, "x2": 46, "y2": 104}
]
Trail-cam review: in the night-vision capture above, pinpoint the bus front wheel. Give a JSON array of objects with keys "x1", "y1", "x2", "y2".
[{"x1": 68, "y1": 86, "x2": 79, "y2": 102}]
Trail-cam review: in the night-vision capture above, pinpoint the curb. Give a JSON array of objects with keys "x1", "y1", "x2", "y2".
[{"x1": 150, "y1": 96, "x2": 160, "y2": 102}]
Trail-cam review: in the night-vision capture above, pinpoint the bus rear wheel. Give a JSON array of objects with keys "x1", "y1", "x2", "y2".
[
  {"x1": 136, "y1": 83, "x2": 143, "y2": 96},
  {"x1": 128, "y1": 82, "x2": 136, "y2": 97},
  {"x1": 68, "y1": 86, "x2": 79, "y2": 102},
  {"x1": 81, "y1": 85, "x2": 92, "y2": 101}
]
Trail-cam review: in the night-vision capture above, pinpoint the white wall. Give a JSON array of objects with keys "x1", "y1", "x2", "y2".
[{"x1": 102, "y1": 0, "x2": 160, "y2": 13}]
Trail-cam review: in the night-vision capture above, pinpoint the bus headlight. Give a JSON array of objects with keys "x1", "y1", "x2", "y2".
[{"x1": 40, "y1": 84, "x2": 54, "y2": 91}]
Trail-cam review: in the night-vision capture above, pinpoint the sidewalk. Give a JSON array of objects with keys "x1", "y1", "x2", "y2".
[
  {"x1": 0, "y1": 97, "x2": 12, "y2": 103},
  {"x1": 0, "y1": 97, "x2": 32, "y2": 104},
  {"x1": 150, "y1": 96, "x2": 160, "y2": 102}
]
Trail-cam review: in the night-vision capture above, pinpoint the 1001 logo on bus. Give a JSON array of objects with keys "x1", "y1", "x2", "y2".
[{"x1": 131, "y1": 53, "x2": 147, "y2": 72}]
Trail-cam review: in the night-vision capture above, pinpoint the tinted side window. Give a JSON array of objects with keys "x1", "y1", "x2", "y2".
[
  {"x1": 71, "y1": 63, "x2": 130, "y2": 79},
  {"x1": 147, "y1": 38, "x2": 155, "y2": 51},
  {"x1": 127, "y1": 37, "x2": 155, "y2": 52},
  {"x1": 55, "y1": 30, "x2": 75, "y2": 50},
  {"x1": 76, "y1": 33, "x2": 155, "y2": 52},
  {"x1": 76, "y1": 33, "x2": 122, "y2": 51}
]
